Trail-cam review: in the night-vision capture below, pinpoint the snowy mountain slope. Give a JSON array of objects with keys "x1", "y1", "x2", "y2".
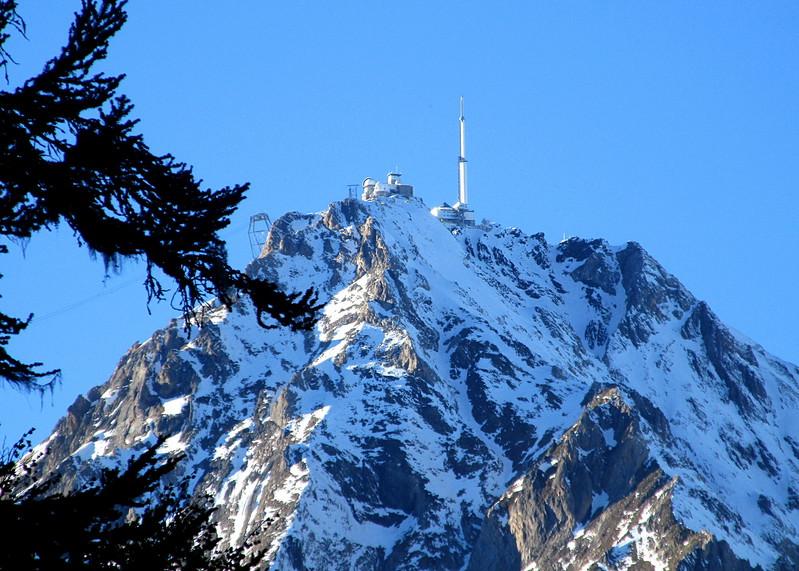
[{"x1": 34, "y1": 195, "x2": 799, "y2": 569}]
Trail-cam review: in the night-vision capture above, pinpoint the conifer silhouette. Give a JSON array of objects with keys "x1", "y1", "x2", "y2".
[
  {"x1": 0, "y1": 433, "x2": 267, "y2": 570},
  {"x1": 0, "y1": 0, "x2": 319, "y2": 391}
]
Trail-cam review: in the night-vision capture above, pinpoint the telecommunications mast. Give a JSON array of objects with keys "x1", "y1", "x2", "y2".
[
  {"x1": 431, "y1": 97, "x2": 476, "y2": 226},
  {"x1": 458, "y1": 95, "x2": 468, "y2": 208}
]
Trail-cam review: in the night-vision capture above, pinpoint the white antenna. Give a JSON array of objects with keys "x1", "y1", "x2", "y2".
[{"x1": 458, "y1": 96, "x2": 468, "y2": 206}]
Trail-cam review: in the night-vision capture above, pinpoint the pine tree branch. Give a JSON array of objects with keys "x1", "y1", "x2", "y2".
[{"x1": 0, "y1": 1, "x2": 320, "y2": 390}]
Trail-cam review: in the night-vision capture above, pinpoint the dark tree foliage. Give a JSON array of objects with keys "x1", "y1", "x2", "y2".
[
  {"x1": 0, "y1": 0, "x2": 320, "y2": 390},
  {"x1": 0, "y1": 244, "x2": 60, "y2": 384},
  {"x1": 0, "y1": 433, "x2": 267, "y2": 570}
]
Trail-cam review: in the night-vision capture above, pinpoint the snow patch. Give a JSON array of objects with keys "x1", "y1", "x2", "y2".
[
  {"x1": 287, "y1": 405, "x2": 331, "y2": 442},
  {"x1": 100, "y1": 387, "x2": 119, "y2": 404},
  {"x1": 273, "y1": 461, "x2": 310, "y2": 504},
  {"x1": 601, "y1": 427, "x2": 616, "y2": 448},
  {"x1": 162, "y1": 395, "x2": 190, "y2": 416},
  {"x1": 591, "y1": 490, "x2": 610, "y2": 515},
  {"x1": 213, "y1": 418, "x2": 253, "y2": 460},
  {"x1": 157, "y1": 433, "x2": 186, "y2": 454}
]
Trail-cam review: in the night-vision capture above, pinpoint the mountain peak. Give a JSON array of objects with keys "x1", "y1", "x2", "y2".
[{"x1": 32, "y1": 196, "x2": 799, "y2": 569}]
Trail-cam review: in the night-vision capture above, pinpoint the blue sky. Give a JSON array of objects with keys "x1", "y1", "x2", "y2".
[{"x1": 2, "y1": 1, "x2": 798, "y2": 443}]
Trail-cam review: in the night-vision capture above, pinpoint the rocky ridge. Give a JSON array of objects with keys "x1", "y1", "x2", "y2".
[{"x1": 33, "y1": 196, "x2": 799, "y2": 569}]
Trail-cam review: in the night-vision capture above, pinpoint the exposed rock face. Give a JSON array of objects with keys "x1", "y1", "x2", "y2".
[
  {"x1": 469, "y1": 386, "x2": 758, "y2": 570},
  {"x1": 33, "y1": 197, "x2": 799, "y2": 570}
]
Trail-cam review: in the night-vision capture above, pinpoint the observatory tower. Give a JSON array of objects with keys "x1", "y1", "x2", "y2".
[
  {"x1": 361, "y1": 172, "x2": 414, "y2": 201},
  {"x1": 431, "y1": 97, "x2": 476, "y2": 226}
]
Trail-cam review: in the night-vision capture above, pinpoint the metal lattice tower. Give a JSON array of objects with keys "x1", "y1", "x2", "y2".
[{"x1": 248, "y1": 213, "x2": 272, "y2": 259}]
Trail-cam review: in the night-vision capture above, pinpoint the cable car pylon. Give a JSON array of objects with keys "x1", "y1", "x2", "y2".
[{"x1": 248, "y1": 213, "x2": 272, "y2": 259}]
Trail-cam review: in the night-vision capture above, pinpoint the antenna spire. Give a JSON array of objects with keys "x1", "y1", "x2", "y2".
[{"x1": 458, "y1": 96, "x2": 468, "y2": 206}]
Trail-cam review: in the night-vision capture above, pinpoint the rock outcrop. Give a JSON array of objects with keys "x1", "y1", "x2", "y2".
[{"x1": 32, "y1": 196, "x2": 799, "y2": 569}]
